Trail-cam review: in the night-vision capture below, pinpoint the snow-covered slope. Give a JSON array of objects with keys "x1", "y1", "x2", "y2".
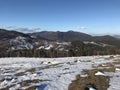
[
  {"x1": 0, "y1": 55, "x2": 119, "y2": 90},
  {"x1": 9, "y1": 36, "x2": 35, "y2": 50}
]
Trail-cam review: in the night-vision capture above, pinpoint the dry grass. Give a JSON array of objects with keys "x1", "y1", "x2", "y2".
[
  {"x1": 97, "y1": 63, "x2": 114, "y2": 67},
  {"x1": 61, "y1": 71, "x2": 75, "y2": 75},
  {"x1": 0, "y1": 78, "x2": 5, "y2": 83},
  {"x1": 15, "y1": 63, "x2": 62, "y2": 77},
  {"x1": 68, "y1": 69, "x2": 110, "y2": 90},
  {"x1": 113, "y1": 61, "x2": 120, "y2": 65},
  {"x1": 0, "y1": 87, "x2": 9, "y2": 90},
  {"x1": 0, "y1": 84, "x2": 16, "y2": 90},
  {"x1": 15, "y1": 72, "x2": 25, "y2": 76},
  {"x1": 25, "y1": 86, "x2": 36, "y2": 90},
  {"x1": 97, "y1": 60, "x2": 120, "y2": 72},
  {"x1": 19, "y1": 79, "x2": 50, "y2": 90},
  {"x1": 94, "y1": 61, "x2": 116, "y2": 72},
  {"x1": 102, "y1": 67, "x2": 115, "y2": 72},
  {"x1": 104, "y1": 55, "x2": 115, "y2": 60}
]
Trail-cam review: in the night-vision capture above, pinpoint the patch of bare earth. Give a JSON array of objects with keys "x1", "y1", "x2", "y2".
[{"x1": 68, "y1": 69, "x2": 110, "y2": 90}]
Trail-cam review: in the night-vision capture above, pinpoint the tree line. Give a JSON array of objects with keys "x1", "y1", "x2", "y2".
[
  {"x1": 0, "y1": 41, "x2": 120, "y2": 58},
  {"x1": 0, "y1": 48, "x2": 120, "y2": 58}
]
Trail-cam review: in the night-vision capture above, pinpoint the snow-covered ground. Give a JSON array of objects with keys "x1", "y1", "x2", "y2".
[{"x1": 0, "y1": 55, "x2": 120, "y2": 90}]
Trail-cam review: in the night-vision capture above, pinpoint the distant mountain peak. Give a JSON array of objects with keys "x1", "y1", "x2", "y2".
[{"x1": 31, "y1": 30, "x2": 92, "y2": 41}]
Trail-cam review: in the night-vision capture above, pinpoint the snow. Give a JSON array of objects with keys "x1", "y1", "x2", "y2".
[
  {"x1": 108, "y1": 72, "x2": 120, "y2": 90},
  {"x1": 37, "y1": 44, "x2": 53, "y2": 50},
  {"x1": 95, "y1": 71, "x2": 105, "y2": 76},
  {"x1": 89, "y1": 87, "x2": 96, "y2": 90},
  {"x1": 9, "y1": 36, "x2": 35, "y2": 50},
  {"x1": 9, "y1": 84, "x2": 21, "y2": 90},
  {"x1": 115, "y1": 68, "x2": 120, "y2": 71},
  {"x1": 80, "y1": 74, "x2": 88, "y2": 77},
  {"x1": 45, "y1": 44, "x2": 53, "y2": 50},
  {"x1": 0, "y1": 55, "x2": 119, "y2": 90},
  {"x1": 37, "y1": 46, "x2": 45, "y2": 49}
]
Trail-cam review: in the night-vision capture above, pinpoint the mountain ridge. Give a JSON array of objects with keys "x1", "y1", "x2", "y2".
[
  {"x1": 30, "y1": 30, "x2": 93, "y2": 41},
  {"x1": 1, "y1": 29, "x2": 120, "y2": 57},
  {"x1": 1, "y1": 29, "x2": 120, "y2": 52}
]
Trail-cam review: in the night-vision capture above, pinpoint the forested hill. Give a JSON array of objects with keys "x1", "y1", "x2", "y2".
[{"x1": 1, "y1": 29, "x2": 120, "y2": 57}]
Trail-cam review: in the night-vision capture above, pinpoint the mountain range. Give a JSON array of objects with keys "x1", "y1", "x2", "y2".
[
  {"x1": 0, "y1": 29, "x2": 120, "y2": 53},
  {"x1": 30, "y1": 30, "x2": 93, "y2": 41},
  {"x1": 30, "y1": 30, "x2": 120, "y2": 48}
]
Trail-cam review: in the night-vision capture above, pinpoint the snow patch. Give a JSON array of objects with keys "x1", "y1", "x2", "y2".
[{"x1": 95, "y1": 71, "x2": 105, "y2": 76}]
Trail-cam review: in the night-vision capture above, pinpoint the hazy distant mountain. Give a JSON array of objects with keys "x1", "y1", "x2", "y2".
[
  {"x1": 113, "y1": 35, "x2": 120, "y2": 39},
  {"x1": 0, "y1": 29, "x2": 30, "y2": 42},
  {"x1": 30, "y1": 30, "x2": 93, "y2": 41},
  {"x1": 93, "y1": 35, "x2": 120, "y2": 48}
]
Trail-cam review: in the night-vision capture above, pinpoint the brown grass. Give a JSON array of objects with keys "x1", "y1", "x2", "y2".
[
  {"x1": 25, "y1": 86, "x2": 36, "y2": 90},
  {"x1": 15, "y1": 63, "x2": 62, "y2": 77},
  {"x1": 68, "y1": 69, "x2": 110, "y2": 90},
  {"x1": 104, "y1": 56, "x2": 115, "y2": 60}
]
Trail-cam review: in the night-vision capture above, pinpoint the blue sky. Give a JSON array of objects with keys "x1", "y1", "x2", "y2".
[{"x1": 0, "y1": 0, "x2": 120, "y2": 35}]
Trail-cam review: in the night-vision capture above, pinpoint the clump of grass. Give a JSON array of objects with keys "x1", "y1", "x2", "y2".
[
  {"x1": 97, "y1": 63, "x2": 114, "y2": 68},
  {"x1": 19, "y1": 79, "x2": 51, "y2": 87},
  {"x1": 0, "y1": 84, "x2": 16, "y2": 90},
  {"x1": 63, "y1": 68, "x2": 69, "y2": 70},
  {"x1": 0, "y1": 78, "x2": 5, "y2": 83},
  {"x1": 25, "y1": 86, "x2": 36, "y2": 90},
  {"x1": 19, "y1": 79, "x2": 40, "y2": 87},
  {"x1": 27, "y1": 68, "x2": 36, "y2": 74},
  {"x1": 68, "y1": 69, "x2": 110, "y2": 90},
  {"x1": 15, "y1": 63, "x2": 62, "y2": 77},
  {"x1": 61, "y1": 71, "x2": 75, "y2": 75},
  {"x1": 66, "y1": 62, "x2": 75, "y2": 65},
  {"x1": 105, "y1": 55, "x2": 114, "y2": 60},
  {"x1": 80, "y1": 60, "x2": 91, "y2": 62},
  {"x1": 74, "y1": 58, "x2": 81, "y2": 63},
  {"x1": 15, "y1": 72, "x2": 25, "y2": 76},
  {"x1": 20, "y1": 80, "x2": 30, "y2": 87},
  {"x1": 74, "y1": 60, "x2": 78, "y2": 63},
  {"x1": 113, "y1": 61, "x2": 120, "y2": 64},
  {"x1": 102, "y1": 67, "x2": 115, "y2": 72},
  {"x1": 0, "y1": 87, "x2": 9, "y2": 90},
  {"x1": 96, "y1": 61, "x2": 120, "y2": 72}
]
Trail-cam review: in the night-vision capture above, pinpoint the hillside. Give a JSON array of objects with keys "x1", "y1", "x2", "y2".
[
  {"x1": 32, "y1": 30, "x2": 120, "y2": 47},
  {"x1": 31, "y1": 31, "x2": 120, "y2": 48},
  {"x1": 0, "y1": 29, "x2": 30, "y2": 42},
  {"x1": 0, "y1": 29, "x2": 36, "y2": 51},
  {"x1": 1, "y1": 29, "x2": 120, "y2": 57},
  {"x1": 30, "y1": 31, "x2": 93, "y2": 41},
  {"x1": 94, "y1": 35, "x2": 120, "y2": 48}
]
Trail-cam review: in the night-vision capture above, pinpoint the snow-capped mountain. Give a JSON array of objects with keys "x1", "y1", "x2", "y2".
[
  {"x1": 0, "y1": 29, "x2": 37, "y2": 51},
  {"x1": 9, "y1": 36, "x2": 35, "y2": 50}
]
